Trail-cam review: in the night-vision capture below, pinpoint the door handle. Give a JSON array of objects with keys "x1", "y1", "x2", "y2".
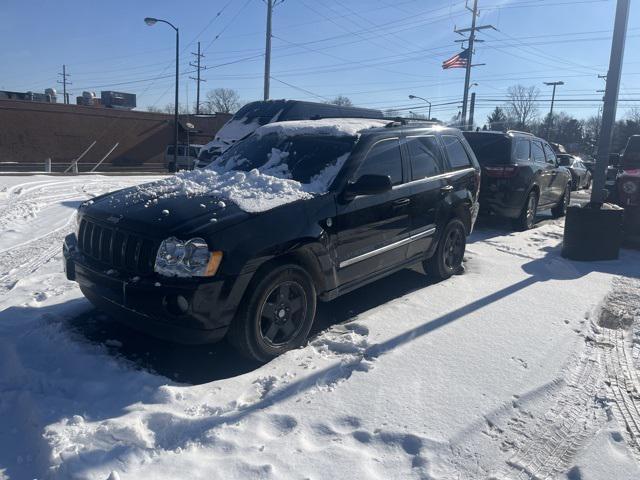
[
  {"x1": 440, "y1": 185, "x2": 454, "y2": 193},
  {"x1": 392, "y1": 198, "x2": 411, "y2": 207}
]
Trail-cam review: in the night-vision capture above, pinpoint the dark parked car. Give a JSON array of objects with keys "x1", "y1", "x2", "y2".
[
  {"x1": 609, "y1": 135, "x2": 640, "y2": 242},
  {"x1": 196, "y1": 99, "x2": 385, "y2": 167},
  {"x1": 557, "y1": 154, "x2": 592, "y2": 190},
  {"x1": 463, "y1": 130, "x2": 573, "y2": 230},
  {"x1": 63, "y1": 119, "x2": 480, "y2": 362}
]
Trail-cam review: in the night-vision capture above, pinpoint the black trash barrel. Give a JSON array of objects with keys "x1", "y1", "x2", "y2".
[{"x1": 562, "y1": 205, "x2": 624, "y2": 261}]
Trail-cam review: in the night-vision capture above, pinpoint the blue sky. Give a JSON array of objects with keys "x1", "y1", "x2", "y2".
[{"x1": 1, "y1": 0, "x2": 638, "y2": 123}]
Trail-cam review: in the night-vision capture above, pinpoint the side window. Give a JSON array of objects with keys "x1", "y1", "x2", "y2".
[
  {"x1": 357, "y1": 138, "x2": 403, "y2": 185},
  {"x1": 514, "y1": 140, "x2": 530, "y2": 162},
  {"x1": 441, "y1": 135, "x2": 473, "y2": 170},
  {"x1": 543, "y1": 144, "x2": 557, "y2": 165},
  {"x1": 406, "y1": 136, "x2": 445, "y2": 180},
  {"x1": 531, "y1": 142, "x2": 546, "y2": 164}
]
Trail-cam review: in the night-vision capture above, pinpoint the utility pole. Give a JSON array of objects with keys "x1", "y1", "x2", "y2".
[
  {"x1": 468, "y1": 92, "x2": 476, "y2": 129},
  {"x1": 57, "y1": 64, "x2": 71, "y2": 104},
  {"x1": 454, "y1": 0, "x2": 494, "y2": 129},
  {"x1": 190, "y1": 41, "x2": 206, "y2": 115},
  {"x1": 263, "y1": 0, "x2": 284, "y2": 101},
  {"x1": 592, "y1": 0, "x2": 631, "y2": 205},
  {"x1": 543, "y1": 81, "x2": 564, "y2": 139}
]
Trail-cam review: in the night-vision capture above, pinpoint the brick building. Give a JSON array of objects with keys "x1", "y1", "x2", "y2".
[{"x1": 0, "y1": 99, "x2": 231, "y2": 172}]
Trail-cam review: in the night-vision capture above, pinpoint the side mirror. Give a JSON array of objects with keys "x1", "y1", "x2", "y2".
[{"x1": 343, "y1": 174, "x2": 392, "y2": 200}]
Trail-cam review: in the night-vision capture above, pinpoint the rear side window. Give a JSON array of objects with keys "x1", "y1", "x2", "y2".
[
  {"x1": 442, "y1": 135, "x2": 472, "y2": 170},
  {"x1": 357, "y1": 138, "x2": 403, "y2": 185},
  {"x1": 406, "y1": 136, "x2": 445, "y2": 180},
  {"x1": 514, "y1": 140, "x2": 530, "y2": 162},
  {"x1": 543, "y1": 143, "x2": 557, "y2": 164},
  {"x1": 531, "y1": 142, "x2": 546, "y2": 163}
]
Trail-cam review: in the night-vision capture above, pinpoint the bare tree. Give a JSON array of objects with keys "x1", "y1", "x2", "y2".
[
  {"x1": 203, "y1": 88, "x2": 242, "y2": 114},
  {"x1": 627, "y1": 106, "x2": 640, "y2": 123},
  {"x1": 505, "y1": 84, "x2": 539, "y2": 129},
  {"x1": 325, "y1": 95, "x2": 353, "y2": 107}
]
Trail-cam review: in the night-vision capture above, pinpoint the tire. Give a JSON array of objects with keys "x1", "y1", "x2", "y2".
[
  {"x1": 423, "y1": 218, "x2": 466, "y2": 281},
  {"x1": 585, "y1": 175, "x2": 592, "y2": 190},
  {"x1": 227, "y1": 264, "x2": 316, "y2": 362},
  {"x1": 571, "y1": 177, "x2": 578, "y2": 191},
  {"x1": 552, "y1": 183, "x2": 571, "y2": 218},
  {"x1": 514, "y1": 190, "x2": 538, "y2": 231}
]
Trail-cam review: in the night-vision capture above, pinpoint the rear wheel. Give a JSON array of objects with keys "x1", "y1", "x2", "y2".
[
  {"x1": 424, "y1": 218, "x2": 466, "y2": 281},
  {"x1": 228, "y1": 264, "x2": 316, "y2": 362},
  {"x1": 514, "y1": 190, "x2": 538, "y2": 230},
  {"x1": 552, "y1": 183, "x2": 571, "y2": 218}
]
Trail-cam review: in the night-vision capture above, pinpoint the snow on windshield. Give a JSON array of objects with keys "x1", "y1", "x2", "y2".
[{"x1": 127, "y1": 119, "x2": 388, "y2": 214}]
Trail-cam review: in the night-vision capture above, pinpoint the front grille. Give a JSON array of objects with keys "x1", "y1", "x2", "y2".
[{"x1": 78, "y1": 218, "x2": 158, "y2": 274}]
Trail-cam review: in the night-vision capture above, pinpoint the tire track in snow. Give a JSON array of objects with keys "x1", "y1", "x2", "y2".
[
  {"x1": 0, "y1": 216, "x2": 75, "y2": 295},
  {"x1": 498, "y1": 340, "x2": 604, "y2": 480},
  {"x1": 597, "y1": 277, "x2": 640, "y2": 461}
]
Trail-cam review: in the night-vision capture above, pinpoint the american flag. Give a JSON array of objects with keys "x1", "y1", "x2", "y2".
[{"x1": 442, "y1": 48, "x2": 470, "y2": 69}]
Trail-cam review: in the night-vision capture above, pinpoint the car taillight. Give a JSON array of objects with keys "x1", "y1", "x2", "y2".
[{"x1": 483, "y1": 165, "x2": 519, "y2": 178}]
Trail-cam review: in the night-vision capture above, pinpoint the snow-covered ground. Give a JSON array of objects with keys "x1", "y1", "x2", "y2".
[{"x1": 1, "y1": 176, "x2": 639, "y2": 480}]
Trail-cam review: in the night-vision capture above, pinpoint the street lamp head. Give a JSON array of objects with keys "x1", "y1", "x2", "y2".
[
  {"x1": 144, "y1": 17, "x2": 158, "y2": 26},
  {"x1": 408, "y1": 95, "x2": 416, "y2": 99}
]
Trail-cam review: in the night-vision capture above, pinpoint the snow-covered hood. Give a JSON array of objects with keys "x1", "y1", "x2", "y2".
[{"x1": 80, "y1": 168, "x2": 319, "y2": 236}]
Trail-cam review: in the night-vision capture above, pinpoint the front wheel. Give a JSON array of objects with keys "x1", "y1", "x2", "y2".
[
  {"x1": 552, "y1": 183, "x2": 571, "y2": 218},
  {"x1": 424, "y1": 218, "x2": 466, "y2": 281},
  {"x1": 227, "y1": 264, "x2": 316, "y2": 362}
]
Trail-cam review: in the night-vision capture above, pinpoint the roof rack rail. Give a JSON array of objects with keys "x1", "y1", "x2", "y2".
[
  {"x1": 506, "y1": 129, "x2": 534, "y2": 136},
  {"x1": 382, "y1": 117, "x2": 441, "y2": 128}
]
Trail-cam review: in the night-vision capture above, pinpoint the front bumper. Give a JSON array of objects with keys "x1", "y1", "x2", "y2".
[{"x1": 63, "y1": 234, "x2": 251, "y2": 344}]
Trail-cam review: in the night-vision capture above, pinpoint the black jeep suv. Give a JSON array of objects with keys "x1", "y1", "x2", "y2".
[
  {"x1": 463, "y1": 130, "x2": 572, "y2": 230},
  {"x1": 63, "y1": 119, "x2": 480, "y2": 361}
]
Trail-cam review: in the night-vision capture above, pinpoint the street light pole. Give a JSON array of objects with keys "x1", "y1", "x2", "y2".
[
  {"x1": 543, "y1": 81, "x2": 564, "y2": 140},
  {"x1": 145, "y1": 17, "x2": 179, "y2": 173},
  {"x1": 408, "y1": 95, "x2": 432, "y2": 120}
]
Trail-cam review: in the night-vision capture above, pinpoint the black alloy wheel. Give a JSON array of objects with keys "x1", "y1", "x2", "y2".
[
  {"x1": 259, "y1": 281, "x2": 308, "y2": 348},
  {"x1": 515, "y1": 190, "x2": 538, "y2": 231},
  {"x1": 552, "y1": 183, "x2": 571, "y2": 218},
  {"x1": 228, "y1": 264, "x2": 316, "y2": 362},
  {"x1": 424, "y1": 218, "x2": 467, "y2": 281}
]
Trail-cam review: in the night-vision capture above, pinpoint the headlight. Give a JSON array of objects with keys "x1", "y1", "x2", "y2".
[
  {"x1": 155, "y1": 236, "x2": 223, "y2": 277},
  {"x1": 622, "y1": 180, "x2": 638, "y2": 195}
]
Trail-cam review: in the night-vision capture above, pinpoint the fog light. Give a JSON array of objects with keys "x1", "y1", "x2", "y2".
[{"x1": 164, "y1": 294, "x2": 190, "y2": 315}]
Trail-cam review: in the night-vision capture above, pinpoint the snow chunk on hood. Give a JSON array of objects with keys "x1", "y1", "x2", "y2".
[
  {"x1": 255, "y1": 118, "x2": 391, "y2": 139},
  {"x1": 126, "y1": 169, "x2": 314, "y2": 213}
]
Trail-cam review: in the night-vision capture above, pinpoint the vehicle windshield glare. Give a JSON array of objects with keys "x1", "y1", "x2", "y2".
[
  {"x1": 208, "y1": 132, "x2": 358, "y2": 186},
  {"x1": 462, "y1": 133, "x2": 511, "y2": 165}
]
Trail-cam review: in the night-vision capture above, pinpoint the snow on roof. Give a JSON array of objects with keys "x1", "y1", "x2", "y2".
[{"x1": 255, "y1": 118, "x2": 391, "y2": 138}]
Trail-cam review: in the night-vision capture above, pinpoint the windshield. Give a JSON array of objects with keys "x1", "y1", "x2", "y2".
[
  {"x1": 208, "y1": 132, "x2": 358, "y2": 186},
  {"x1": 557, "y1": 156, "x2": 572, "y2": 166},
  {"x1": 463, "y1": 133, "x2": 511, "y2": 165}
]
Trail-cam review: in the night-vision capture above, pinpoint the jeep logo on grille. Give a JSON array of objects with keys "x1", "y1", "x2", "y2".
[{"x1": 106, "y1": 215, "x2": 123, "y2": 224}]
